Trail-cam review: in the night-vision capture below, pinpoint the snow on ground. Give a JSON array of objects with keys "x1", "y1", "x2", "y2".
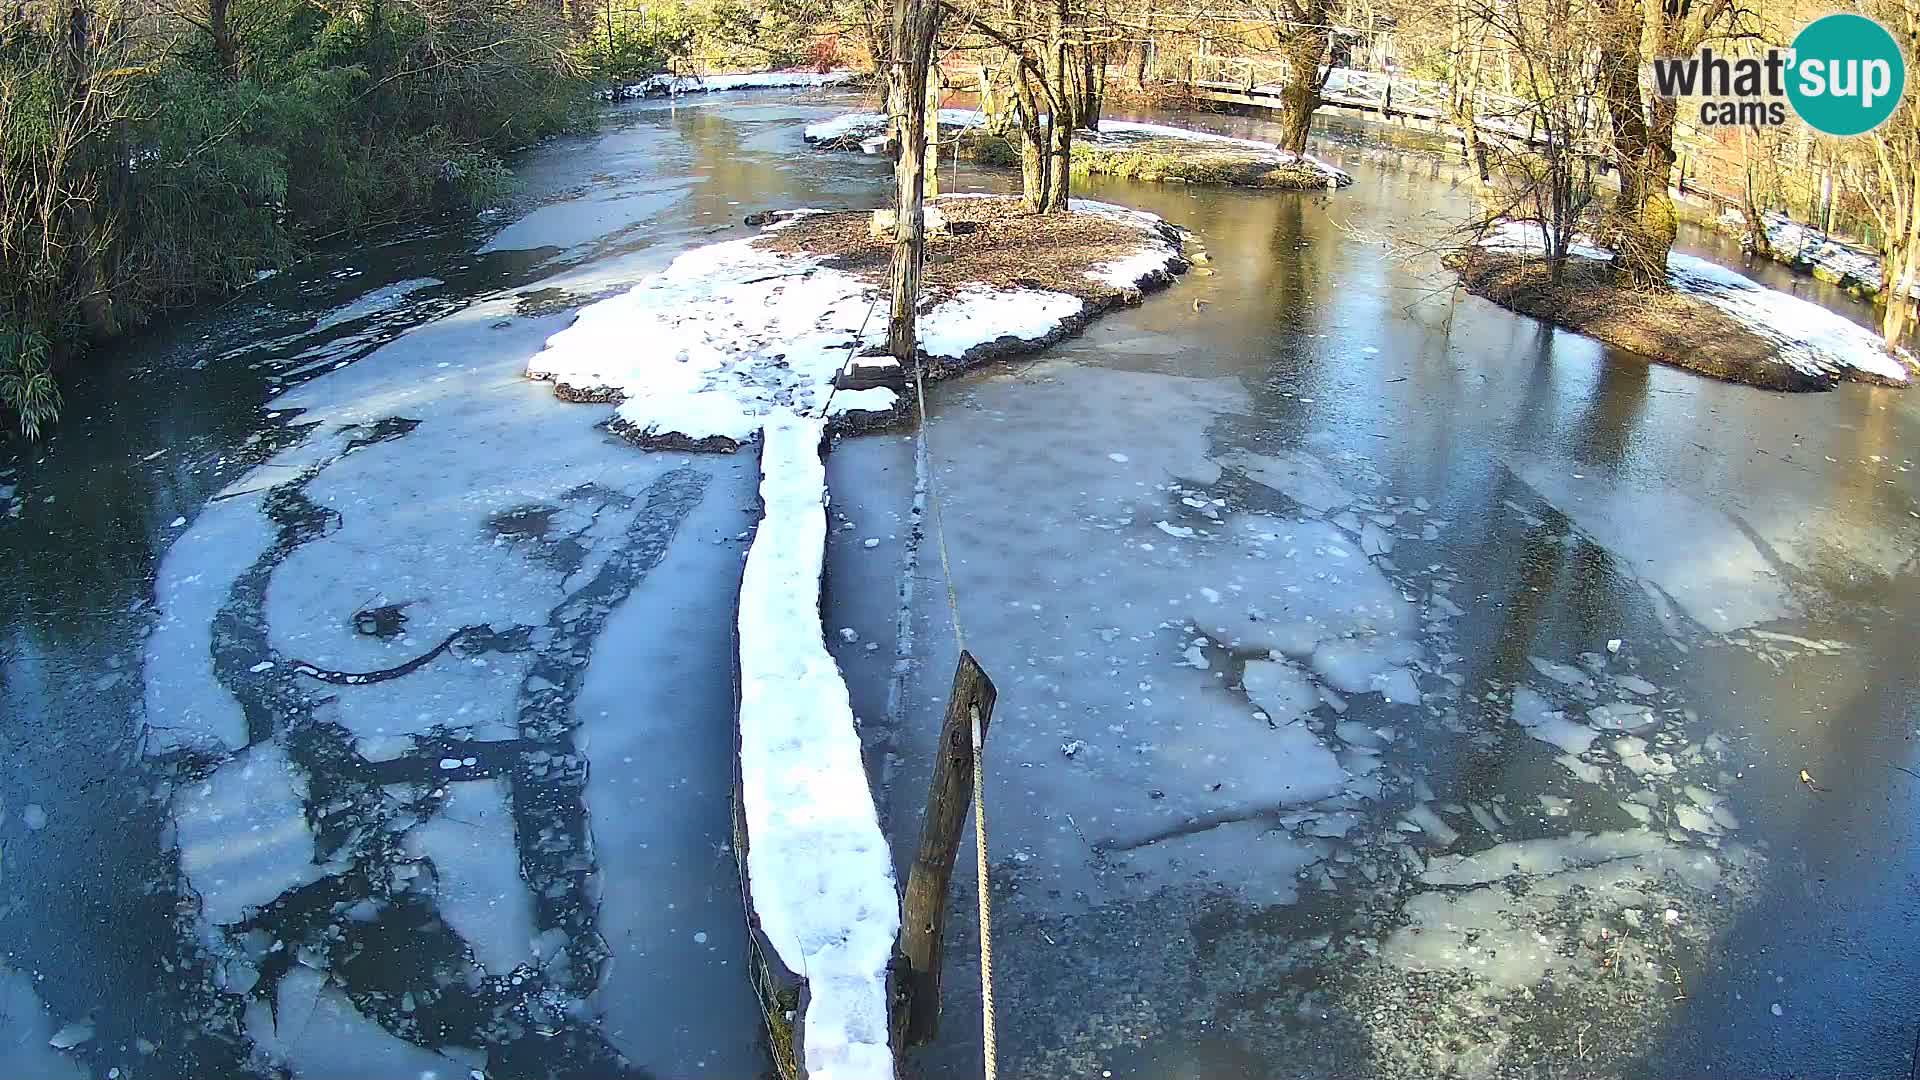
[
  {"x1": 737, "y1": 416, "x2": 897, "y2": 1079},
  {"x1": 603, "y1": 69, "x2": 856, "y2": 100},
  {"x1": 917, "y1": 287, "x2": 1083, "y2": 359},
  {"x1": 403, "y1": 779, "x2": 535, "y2": 976},
  {"x1": 1477, "y1": 220, "x2": 1906, "y2": 385},
  {"x1": 525, "y1": 201, "x2": 1181, "y2": 443},
  {"x1": 175, "y1": 741, "x2": 326, "y2": 926},
  {"x1": 525, "y1": 219, "x2": 893, "y2": 445},
  {"x1": 1720, "y1": 208, "x2": 1891, "y2": 294},
  {"x1": 801, "y1": 109, "x2": 986, "y2": 143},
  {"x1": 802, "y1": 108, "x2": 1352, "y2": 184},
  {"x1": 1666, "y1": 252, "x2": 1909, "y2": 384}
]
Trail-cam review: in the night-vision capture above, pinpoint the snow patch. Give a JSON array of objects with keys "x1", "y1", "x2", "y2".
[
  {"x1": 1667, "y1": 251, "x2": 1907, "y2": 384},
  {"x1": 918, "y1": 287, "x2": 1083, "y2": 359},
  {"x1": 610, "y1": 69, "x2": 856, "y2": 100}
]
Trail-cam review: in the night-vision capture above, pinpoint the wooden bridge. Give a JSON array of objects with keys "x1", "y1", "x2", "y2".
[
  {"x1": 1187, "y1": 55, "x2": 1599, "y2": 150},
  {"x1": 1185, "y1": 54, "x2": 1747, "y2": 213}
]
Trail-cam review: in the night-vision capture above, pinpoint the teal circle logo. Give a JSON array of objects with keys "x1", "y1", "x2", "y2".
[{"x1": 1787, "y1": 14, "x2": 1906, "y2": 136}]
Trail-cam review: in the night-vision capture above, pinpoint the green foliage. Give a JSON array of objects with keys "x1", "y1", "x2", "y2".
[
  {"x1": 578, "y1": 0, "x2": 834, "y2": 84},
  {"x1": 0, "y1": 0, "x2": 593, "y2": 438},
  {"x1": 0, "y1": 324, "x2": 60, "y2": 442},
  {"x1": 582, "y1": 0, "x2": 702, "y2": 82}
]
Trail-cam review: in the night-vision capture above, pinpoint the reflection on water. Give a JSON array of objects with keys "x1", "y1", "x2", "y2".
[{"x1": 0, "y1": 90, "x2": 1915, "y2": 1080}]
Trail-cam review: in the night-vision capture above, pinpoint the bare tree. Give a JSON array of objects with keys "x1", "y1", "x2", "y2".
[
  {"x1": 1835, "y1": 0, "x2": 1917, "y2": 350},
  {"x1": 1453, "y1": 0, "x2": 1601, "y2": 279}
]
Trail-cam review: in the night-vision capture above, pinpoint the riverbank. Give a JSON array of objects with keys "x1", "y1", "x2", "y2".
[
  {"x1": 1454, "y1": 224, "x2": 1910, "y2": 392},
  {"x1": 598, "y1": 69, "x2": 861, "y2": 100},
  {"x1": 524, "y1": 194, "x2": 1188, "y2": 449},
  {"x1": 805, "y1": 110, "x2": 1351, "y2": 189},
  {"x1": 1716, "y1": 208, "x2": 1891, "y2": 301}
]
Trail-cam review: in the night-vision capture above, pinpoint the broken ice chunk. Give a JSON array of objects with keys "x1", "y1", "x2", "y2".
[
  {"x1": 1527, "y1": 656, "x2": 1592, "y2": 688},
  {"x1": 1402, "y1": 803, "x2": 1460, "y2": 846},
  {"x1": 1587, "y1": 702, "x2": 1659, "y2": 733},
  {"x1": 174, "y1": 741, "x2": 321, "y2": 925},
  {"x1": 1241, "y1": 658, "x2": 1316, "y2": 726}
]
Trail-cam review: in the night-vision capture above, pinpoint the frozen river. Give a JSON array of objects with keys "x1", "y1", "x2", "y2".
[{"x1": 1, "y1": 92, "x2": 1917, "y2": 1079}]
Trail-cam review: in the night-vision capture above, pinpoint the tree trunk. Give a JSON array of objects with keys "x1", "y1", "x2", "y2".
[
  {"x1": 1038, "y1": 0, "x2": 1071, "y2": 212},
  {"x1": 885, "y1": 0, "x2": 941, "y2": 360},
  {"x1": 1044, "y1": 112, "x2": 1071, "y2": 210},
  {"x1": 924, "y1": 60, "x2": 940, "y2": 200},
  {"x1": 1076, "y1": 43, "x2": 1103, "y2": 130},
  {"x1": 1275, "y1": 14, "x2": 1328, "y2": 156},
  {"x1": 207, "y1": 0, "x2": 240, "y2": 80},
  {"x1": 1884, "y1": 208, "x2": 1917, "y2": 351},
  {"x1": 1886, "y1": 294, "x2": 1913, "y2": 352},
  {"x1": 1013, "y1": 63, "x2": 1049, "y2": 211},
  {"x1": 1597, "y1": 32, "x2": 1674, "y2": 289}
]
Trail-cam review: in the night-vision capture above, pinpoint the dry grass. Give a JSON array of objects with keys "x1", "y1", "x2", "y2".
[
  {"x1": 1453, "y1": 251, "x2": 1838, "y2": 392},
  {"x1": 757, "y1": 195, "x2": 1174, "y2": 303}
]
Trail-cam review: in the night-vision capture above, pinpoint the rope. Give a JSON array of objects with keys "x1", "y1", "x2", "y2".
[
  {"x1": 971, "y1": 702, "x2": 997, "y2": 1080},
  {"x1": 912, "y1": 356, "x2": 997, "y2": 1080}
]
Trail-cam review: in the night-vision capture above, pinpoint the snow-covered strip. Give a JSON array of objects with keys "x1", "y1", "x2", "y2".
[
  {"x1": 607, "y1": 69, "x2": 857, "y2": 99},
  {"x1": 803, "y1": 108, "x2": 986, "y2": 142},
  {"x1": 919, "y1": 287, "x2": 1083, "y2": 358},
  {"x1": 1473, "y1": 220, "x2": 1906, "y2": 385},
  {"x1": 738, "y1": 416, "x2": 898, "y2": 1080},
  {"x1": 1070, "y1": 198, "x2": 1188, "y2": 287},
  {"x1": 527, "y1": 202, "x2": 1181, "y2": 440}
]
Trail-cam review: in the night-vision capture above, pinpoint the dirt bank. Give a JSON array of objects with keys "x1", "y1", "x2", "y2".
[
  {"x1": 806, "y1": 112, "x2": 1348, "y2": 190},
  {"x1": 759, "y1": 195, "x2": 1188, "y2": 381},
  {"x1": 1452, "y1": 250, "x2": 1905, "y2": 392}
]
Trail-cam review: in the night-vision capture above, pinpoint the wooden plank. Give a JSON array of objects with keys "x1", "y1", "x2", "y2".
[{"x1": 896, "y1": 650, "x2": 998, "y2": 1046}]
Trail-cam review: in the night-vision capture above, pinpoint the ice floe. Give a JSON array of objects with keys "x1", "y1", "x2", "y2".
[
  {"x1": 175, "y1": 741, "x2": 324, "y2": 926},
  {"x1": 403, "y1": 779, "x2": 534, "y2": 976}
]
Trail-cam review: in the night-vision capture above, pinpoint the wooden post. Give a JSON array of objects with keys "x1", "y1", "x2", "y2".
[{"x1": 897, "y1": 650, "x2": 997, "y2": 1046}]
